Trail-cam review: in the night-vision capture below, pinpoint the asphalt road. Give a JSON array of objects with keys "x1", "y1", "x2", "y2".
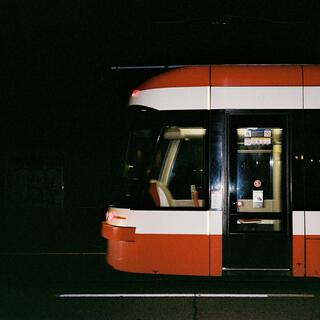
[{"x1": 1, "y1": 254, "x2": 320, "y2": 320}]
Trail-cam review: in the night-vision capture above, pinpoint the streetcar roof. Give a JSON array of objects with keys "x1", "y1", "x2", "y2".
[{"x1": 129, "y1": 65, "x2": 320, "y2": 111}]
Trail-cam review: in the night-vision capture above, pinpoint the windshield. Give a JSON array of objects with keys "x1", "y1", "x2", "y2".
[
  {"x1": 116, "y1": 108, "x2": 161, "y2": 207},
  {"x1": 114, "y1": 108, "x2": 208, "y2": 209}
]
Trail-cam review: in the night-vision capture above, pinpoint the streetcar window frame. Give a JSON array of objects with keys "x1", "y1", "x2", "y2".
[{"x1": 115, "y1": 107, "x2": 210, "y2": 211}]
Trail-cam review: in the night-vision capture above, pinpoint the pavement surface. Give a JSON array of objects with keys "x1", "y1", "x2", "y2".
[{"x1": 1, "y1": 254, "x2": 320, "y2": 320}]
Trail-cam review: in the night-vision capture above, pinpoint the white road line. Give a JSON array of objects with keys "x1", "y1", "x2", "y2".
[{"x1": 57, "y1": 293, "x2": 315, "y2": 298}]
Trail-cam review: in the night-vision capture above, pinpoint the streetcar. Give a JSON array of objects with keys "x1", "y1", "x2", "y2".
[{"x1": 102, "y1": 65, "x2": 320, "y2": 277}]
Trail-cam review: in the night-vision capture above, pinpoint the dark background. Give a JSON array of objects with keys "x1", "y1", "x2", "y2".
[{"x1": 2, "y1": 1, "x2": 320, "y2": 254}]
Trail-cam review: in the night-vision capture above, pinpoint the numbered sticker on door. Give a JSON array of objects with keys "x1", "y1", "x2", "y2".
[{"x1": 253, "y1": 190, "x2": 264, "y2": 208}]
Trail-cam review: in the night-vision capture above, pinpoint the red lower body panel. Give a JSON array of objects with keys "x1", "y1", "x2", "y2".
[
  {"x1": 101, "y1": 222, "x2": 135, "y2": 241},
  {"x1": 306, "y1": 236, "x2": 320, "y2": 277},
  {"x1": 210, "y1": 235, "x2": 222, "y2": 276},
  {"x1": 107, "y1": 234, "x2": 209, "y2": 276},
  {"x1": 293, "y1": 235, "x2": 320, "y2": 278},
  {"x1": 103, "y1": 224, "x2": 319, "y2": 278},
  {"x1": 292, "y1": 235, "x2": 305, "y2": 277},
  {"x1": 102, "y1": 222, "x2": 213, "y2": 275}
]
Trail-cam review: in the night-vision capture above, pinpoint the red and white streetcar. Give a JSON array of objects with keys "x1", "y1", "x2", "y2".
[{"x1": 102, "y1": 65, "x2": 320, "y2": 277}]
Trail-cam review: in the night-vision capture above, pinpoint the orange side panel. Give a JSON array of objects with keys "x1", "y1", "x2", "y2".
[
  {"x1": 303, "y1": 65, "x2": 320, "y2": 85},
  {"x1": 107, "y1": 239, "x2": 137, "y2": 270},
  {"x1": 138, "y1": 66, "x2": 210, "y2": 90},
  {"x1": 210, "y1": 235, "x2": 222, "y2": 276},
  {"x1": 306, "y1": 238, "x2": 320, "y2": 277},
  {"x1": 101, "y1": 222, "x2": 135, "y2": 242},
  {"x1": 292, "y1": 235, "x2": 305, "y2": 277},
  {"x1": 106, "y1": 234, "x2": 209, "y2": 276},
  {"x1": 212, "y1": 65, "x2": 302, "y2": 87}
]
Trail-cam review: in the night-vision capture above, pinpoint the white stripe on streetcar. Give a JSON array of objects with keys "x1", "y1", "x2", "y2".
[
  {"x1": 211, "y1": 86, "x2": 303, "y2": 110},
  {"x1": 57, "y1": 293, "x2": 315, "y2": 298}
]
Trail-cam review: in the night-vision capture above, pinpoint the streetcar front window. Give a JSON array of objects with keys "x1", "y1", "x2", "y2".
[
  {"x1": 149, "y1": 127, "x2": 206, "y2": 208},
  {"x1": 115, "y1": 108, "x2": 208, "y2": 209},
  {"x1": 117, "y1": 108, "x2": 161, "y2": 208},
  {"x1": 125, "y1": 129, "x2": 154, "y2": 180}
]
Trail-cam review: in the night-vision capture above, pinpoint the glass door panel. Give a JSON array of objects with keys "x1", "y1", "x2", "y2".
[
  {"x1": 235, "y1": 127, "x2": 283, "y2": 215},
  {"x1": 224, "y1": 114, "x2": 289, "y2": 269}
]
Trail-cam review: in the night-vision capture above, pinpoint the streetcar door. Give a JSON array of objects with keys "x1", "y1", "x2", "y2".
[{"x1": 224, "y1": 114, "x2": 289, "y2": 270}]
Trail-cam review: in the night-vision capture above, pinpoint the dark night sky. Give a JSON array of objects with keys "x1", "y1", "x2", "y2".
[
  {"x1": 2, "y1": 0, "x2": 320, "y2": 252},
  {"x1": 4, "y1": 1, "x2": 320, "y2": 71},
  {"x1": 3, "y1": 1, "x2": 320, "y2": 131},
  {"x1": 3, "y1": 1, "x2": 320, "y2": 146},
  {"x1": 3, "y1": 0, "x2": 320, "y2": 174}
]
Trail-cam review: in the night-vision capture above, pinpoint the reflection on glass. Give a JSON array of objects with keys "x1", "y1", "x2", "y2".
[{"x1": 236, "y1": 128, "x2": 283, "y2": 213}]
